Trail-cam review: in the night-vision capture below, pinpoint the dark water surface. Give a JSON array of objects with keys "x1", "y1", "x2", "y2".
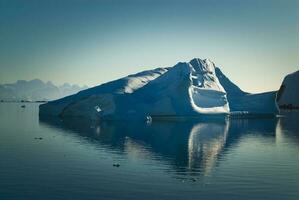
[{"x1": 0, "y1": 103, "x2": 299, "y2": 200}]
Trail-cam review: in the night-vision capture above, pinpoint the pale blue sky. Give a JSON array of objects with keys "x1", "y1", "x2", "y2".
[{"x1": 0, "y1": 0, "x2": 298, "y2": 92}]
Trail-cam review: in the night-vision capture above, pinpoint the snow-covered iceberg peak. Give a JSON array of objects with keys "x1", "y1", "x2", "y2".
[
  {"x1": 188, "y1": 58, "x2": 229, "y2": 114},
  {"x1": 190, "y1": 58, "x2": 215, "y2": 75},
  {"x1": 39, "y1": 58, "x2": 230, "y2": 119},
  {"x1": 189, "y1": 58, "x2": 225, "y2": 91}
]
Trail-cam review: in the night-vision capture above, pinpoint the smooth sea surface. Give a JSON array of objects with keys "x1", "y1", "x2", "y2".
[{"x1": 0, "y1": 103, "x2": 299, "y2": 200}]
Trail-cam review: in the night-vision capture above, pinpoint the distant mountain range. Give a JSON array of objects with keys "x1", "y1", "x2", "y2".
[{"x1": 0, "y1": 79, "x2": 88, "y2": 101}]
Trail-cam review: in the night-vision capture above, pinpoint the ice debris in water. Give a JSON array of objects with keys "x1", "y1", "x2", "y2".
[
  {"x1": 94, "y1": 105, "x2": 102, "y2": 113},
  {"x1": 146, "y1": 116, "x2": 152, "y2": 124}
]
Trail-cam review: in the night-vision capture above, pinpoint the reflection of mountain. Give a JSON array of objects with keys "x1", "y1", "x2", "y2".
[
  {"x1": 276, "y1": 111, "x2": 299, "y2": 145},
  {"x1": 225, "y1": 118, "x2": 278, "y2": 144},
  {"x1": 39, "y1": 116, "x2": 278, "y2": 177}
]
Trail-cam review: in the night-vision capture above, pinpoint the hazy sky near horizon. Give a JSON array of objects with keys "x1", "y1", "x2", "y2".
[{"x1": 0, "y1": 0, "x2": 298, "y2": 92}]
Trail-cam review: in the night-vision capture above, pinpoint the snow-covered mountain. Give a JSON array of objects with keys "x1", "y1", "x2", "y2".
[
  {"x1": 39, "y1": 58, "x2": 278, "y2": 119},
  {"x1": 276, "y1": 70, "x2": 299, "y2": 109},
  {"x1": 0, "y1": 79, "x2": 88, "y2": 101}
]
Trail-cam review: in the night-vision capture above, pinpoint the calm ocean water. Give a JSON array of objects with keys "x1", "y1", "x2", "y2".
[{"x1": 0, "y1": 103, "x2": 298, "y2": 200}]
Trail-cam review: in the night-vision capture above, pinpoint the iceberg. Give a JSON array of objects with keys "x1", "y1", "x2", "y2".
[
  {"x1": 39, "y1": 67, "x2": 168, "y2": 118},
  {"x1": 276, "y1": 70, "x2": 299, "y2": 109},
  {"x1": 40, "y1": 58, "x2": 278, "y2": 120},
  {"x1": 216, "y1": 67, "x2": 278, "y2": 115},
  {"x1": 111, "y1": 59, "x2": 229, "y2": 119}
]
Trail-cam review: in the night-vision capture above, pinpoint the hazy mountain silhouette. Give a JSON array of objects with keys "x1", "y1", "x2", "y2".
[{"x1": 0, "y1": 79, "x2": 88, "y2": 101}]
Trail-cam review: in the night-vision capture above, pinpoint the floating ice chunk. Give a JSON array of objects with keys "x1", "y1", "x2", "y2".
[{"x1": 95, "y1": 105, "x2": 102, "y2": 113}]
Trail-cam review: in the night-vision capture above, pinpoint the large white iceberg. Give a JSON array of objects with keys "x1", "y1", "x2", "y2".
[{"x1": 39, "y1": 58, "x2": 278, "y2": 120}]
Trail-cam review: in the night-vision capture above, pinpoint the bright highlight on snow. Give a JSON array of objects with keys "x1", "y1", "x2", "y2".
[{"x1": 39, "y1": 58, "x2": 278, "y2": 120}]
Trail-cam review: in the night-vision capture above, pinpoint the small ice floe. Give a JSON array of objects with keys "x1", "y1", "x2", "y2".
[
  {"x1": 146, "y1": 115, "x2": 152, "y2": 124},
  {"x1": 94, "y1": 105, "x2": 102, "y2": 113}
]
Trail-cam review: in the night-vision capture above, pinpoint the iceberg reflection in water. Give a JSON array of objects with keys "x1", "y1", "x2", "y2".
[
  {"x1": 1, "y1": 103, "x2": 299, "y2": 200},
  {"x1": 276, "y1": 111, "x2": 299, "y2": 146},
  {"x1": 39, "y1": 115, "x2": 280, "y2": 178},
  {"x1": 188, "y1": 121, "x2": 229, "y2": 175}
]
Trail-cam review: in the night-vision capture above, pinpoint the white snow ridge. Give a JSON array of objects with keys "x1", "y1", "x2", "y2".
[
  {"x1": 188, "y1": 59, "x2": 229, "y2": 114},
  {"x1": 39, "y1": 58, "x2": 278, "y2": 120}
]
